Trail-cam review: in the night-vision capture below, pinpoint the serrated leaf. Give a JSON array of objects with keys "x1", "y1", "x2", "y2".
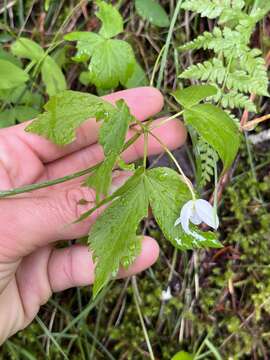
[
  {"x1": 88, "y1": 174, "x2": 148, "y2": 297},
  {"x1": 26, "y1": 90, "x2": 115, "y2": 145},
  {"x1": 99, "y1": 99, "x2": 134, "y2": 156},
  {"x1": 0, "y1": 59, "x2": 29, "y2": 89},
  {"x1": 135, "y1": 0, "x2": 170, "y2": 27},
  {"x1": 96, "y1": 0, "x2": 123, "y2": 38},
  {"x1": 85, "y1": 153, "x2": 117, "y2": 201},
  {"x1": 86, "y1": 99, "x2": 134, "y2": 198},
  {"x1": 172, "y1": 84, "x2": 217, "y2": 108},
  {"x1": 183, "y1": 104, "x2": 240, "y2": 171},
  {"x1": 88, "y1": 39, "x2": 136, "y2": 89},
  {"x1": 145, "y1": 167, "x2": 222, "y2": 250}
]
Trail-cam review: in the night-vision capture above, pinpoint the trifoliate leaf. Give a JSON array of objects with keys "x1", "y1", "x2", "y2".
[
  {"x1": 88, "y1": 174, "x2": 148, "y2": 297},
  {"x1": 0, "y1": 60, "x2": 29, "y2": 89},
  {"x1": 172, "y1": 84, "x2": 217, "y2": 108},
  {"x1": 26, "y1": 90, "x2": 115, "y2": 145},
  {"x1": 135, "y1": 0, "x2": 170, "y2": 28},
  {"x1": 65, "y1": 33, "x2": 136, "y2": 89},
  {"x1": 96, "y1": 0, "x2": 123, "y2": 38},
  {"x1": 183, "y1": 104, "x2": 240, "y2": 171},
  {"x1": 88, "y1": 39, "x2": 136, "y2": 89},
  {"x1": 145, "y1": 167, "x2": 222, "y2": 250}
]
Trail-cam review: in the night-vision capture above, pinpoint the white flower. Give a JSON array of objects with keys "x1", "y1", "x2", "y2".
[
  {"x1": 161, "y1": 287, "x2": 172, "y2": 301},
  {"x1": 175, "y1": 199, "x2": 219, "y2": 239}
]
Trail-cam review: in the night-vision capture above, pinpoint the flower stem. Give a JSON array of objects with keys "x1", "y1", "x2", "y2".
[
  {"x1": 148, "y1": 129, "x2": 196, "y2": 200},
  {"x1": 0, "y1": 131, "x2": 143, "y2": 198}
]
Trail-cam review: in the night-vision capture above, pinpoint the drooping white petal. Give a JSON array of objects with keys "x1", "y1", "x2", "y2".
[
  {"x1": 189, "y1": 211, "x2": 201, "y2": 225},
  {"x1": 178, "y1": 200, "x2": 194, "y2": 234},
  {"x1": 194, "y1": 199, "x2": 219, "y2": 230}
]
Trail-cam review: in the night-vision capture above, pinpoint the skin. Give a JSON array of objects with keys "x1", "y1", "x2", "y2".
[{"x1": 0, "y1": 87, "x2": 186, "y2": 344}]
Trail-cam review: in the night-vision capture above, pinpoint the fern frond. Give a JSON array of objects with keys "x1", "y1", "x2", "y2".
[
  {"x1": 239, "y1": 50, "x2": 269, "y2": 96},
  {"x1": 211, "y1": 89, "x2": 257, "y2": 112},
  {"x1": 198, "y1": 139, "x2": 218, "y2": 187},
  {"x1": 181, "y1": 0, "x2": 245, "y2": 19},
  {"x1": 179, "y1": 59, "x2": 226, "y2": 84},
  {"x1": 179, "y1": 27, "x2": 223, "y2": 52},
  {"x1": 179, "y1": 27, "x2": 247, "y2": 57},
  {"x1": 226, "y1": 70, "x2": 268, "y2": 96}
]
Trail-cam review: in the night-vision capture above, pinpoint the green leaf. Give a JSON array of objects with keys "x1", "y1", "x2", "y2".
[
  {"x1": 85, "y1": 153, "x2": 117, "y2": 201},
  {"x1": 0, "y1": 60, "x2": 29, "y2": 89},
  {"x1": 0, "y1": 46, "x2": 22, "y2": 67},
  {"x1": 26, "y1": 90, "x2": 115, "y2": 145},
  {"x1": 145, "y1": 167, "x2": 222, "y2": 250},
  {"x1": 64, "y1": 32, "x2": 104, "y2": 62},
  {"x1": 88, "y1": 174, "x2": 148, "y2": 297},
  {"x1": 99, "y1": 99, "x2": 134, "y2": 156},
  {"x1": 0, "y1": 109, "x2": 16, "y2": 128},
  {"x1": 124, "y1": 62, "x2": 148, "y2": 88},
  {"x1": 172, "y1": 351, "x2": 194, "y2": 360},
  {"x1": 41, "y1": 56, "x2": 67, "y2": 96},
  {"x1": 183, "y1": 104, "x2": 240, "y2": 171},
  {"x1": 88, "y1": 39, "x2": 136, "y2": 89},
  {"x1": 11, "y1": 37, "x2": 44, "y2": 62},
  {"x1": 96, "y1": 0, "x2": 123, "y2": 38},
  {"x1": 11, "y1": 37, "x2": 66, "y2": 96},
  {"x1": 13, "y1": 105, "x2": 39, "y2": 122},
  {"x1": 86, "y1": 99, "x2": 134, "y2": 198},
  {"x1": 172, "y1": 84, "x2": 217, "y2": 108},
  {"x1": 135, "y1": 0, "x2": 170, "y2": 27}
]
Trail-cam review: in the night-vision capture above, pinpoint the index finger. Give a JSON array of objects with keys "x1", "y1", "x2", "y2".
[{"x1": 2, "y1": 87, "x2": 164, "y2": 163}]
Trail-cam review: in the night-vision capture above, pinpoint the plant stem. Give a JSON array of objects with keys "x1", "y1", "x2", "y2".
[
  {"x1": 150, "y1": 45, "x2": 165, "y2": 87},
  {"x1": 0, "y1": 165, "x2": 98, "y2": 198},
  {"x1": 148, "y1": 129, "x2": 196, "y2": 200},
  {"x1": 132, "y1": 277, "x2": 155, "y2": 360},
  {"x1": 150, "y1": 110, "x2": 184, "y2": 129},
  {"x1": 0, "y1": 131, "x2": 142, "y2": 198}
]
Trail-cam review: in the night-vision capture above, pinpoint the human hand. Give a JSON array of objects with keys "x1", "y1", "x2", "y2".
[{"x1": 0, "y1": 87, "x2": 186, "y2": 344}]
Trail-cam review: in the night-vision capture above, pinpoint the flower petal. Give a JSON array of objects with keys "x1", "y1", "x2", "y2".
[
  {"x1": 194, "y1": 199, "x2": 219, "y2": 230},
  {"x1": 190, "y1": 211, "x2": 201, "y2": 225},
  {"x1": 179, "y1": 200, "x2": 194, "y2": 234}
]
